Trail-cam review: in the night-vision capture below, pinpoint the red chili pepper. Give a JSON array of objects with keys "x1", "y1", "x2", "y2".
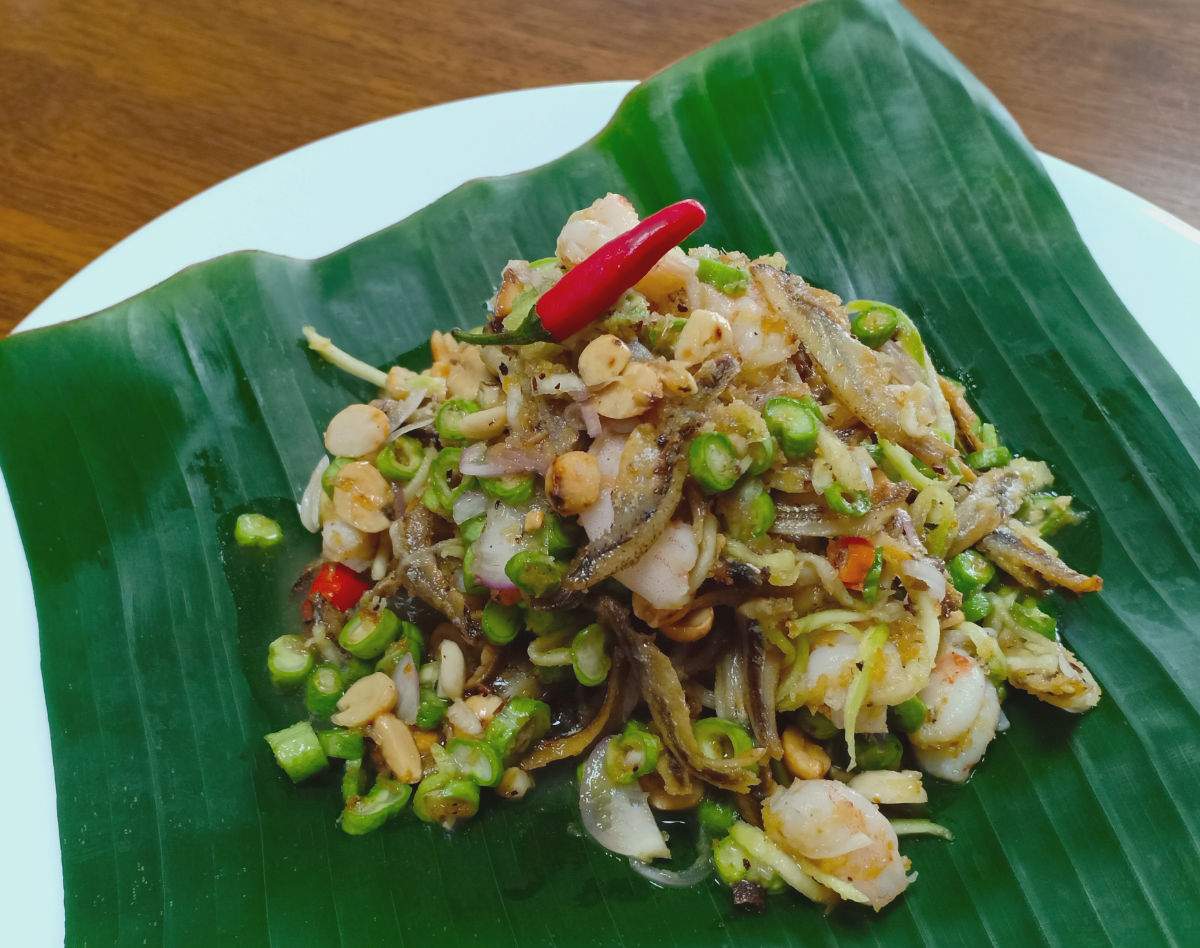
[
  {"x1": 309, "y1": 562, "x2": 371, "y2": 612},
  {"x1": 452, "y1": 198, "x2": 707, "y2": 346},
  {"x1": 827, "y1": 537, "x2": 875, "y2": 590}
]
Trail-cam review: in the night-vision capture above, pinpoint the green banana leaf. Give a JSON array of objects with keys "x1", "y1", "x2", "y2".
[{"x1": 2, "y1": 0, "x2": 1198, "y2": 942}]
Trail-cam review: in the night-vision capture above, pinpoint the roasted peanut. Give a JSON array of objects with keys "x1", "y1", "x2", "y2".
[
  {"x1": 321, "y1": 519, "x2": 376, "y2": 572},
  {"x1": 674, "y1": 309, "x2": 732, "y2": 365},
  {"x1": 592, "y1": 362, "x2": 663, "y2": 419},
  {"x1": 324, "y1": 403, "x2": 389, "y2": 457},
  {"x1": 578, "y1": 334, "x2": 632, "y2": 386},
  {"x1": 545, "y1": 451, "x2": 601, "y2": 514},
  {"x1": 464, "y1": 693, "x2": 503, "y2": 725},
  {"x1": 781, "y1": 726, "x2": 831, "y2": 780},
  {"x1": 524, "y1": 509, "x2": 545, "y2": 532},
  {"x1": 497, "y1": 766, "x2": 534, "y2": 800},
  {"x1": 437, "y1": 640, "x2": 466, "y2": 700},
  {"x1": 369, "y1": 713, "x2": 423, "y2": 783},
  {"x1": 331, "y1": 672, "x2": 397, "y2": 728},
  {"x1": 333, "y1": 460, "x2": 392, "y2": 533},
  {"x1": 656, "y1": 359, "x2": 698, "y2": 396}
]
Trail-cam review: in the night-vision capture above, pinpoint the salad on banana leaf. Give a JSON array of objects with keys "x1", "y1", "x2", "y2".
[{"x1": 253, "y1": 193, "x2": 1101, "y2": 914}]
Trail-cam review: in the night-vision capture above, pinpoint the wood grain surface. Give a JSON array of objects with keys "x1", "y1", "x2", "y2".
[{"x1": 1, "y1": 0, "x2": 1196, "y2": 334}]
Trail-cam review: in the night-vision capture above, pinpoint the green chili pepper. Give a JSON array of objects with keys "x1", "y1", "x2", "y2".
[
  {"x1": 713, "y1": 835, "x2": 751, "y2": 885},
  {"x1": 688, "y1": 432, "x2": 742, "y2": 493},
  {"x1": 485, "y1": 697, "x2": 552, "y2": 763},
  {"x1": 479, "y1": 472, "x2": 535, "y2": 506},
  {"x1": 604, "y1": 721, "x2": 661, "y2": 784},
  {"x1": 1011, "y1": 595, "x2": 1057, "y2": 638},
  {"x1": 459, "y1": 514, "x2": 487, "y2": 544},
  {"x1": 264, "y1": 721, "x2": 328, "y2": 783},
  {"x1": 570, "y1": 623, "x2": 611, "y2": 687},
  {"x1": 322, "y1": 456, "x2": 352, "y2": 496},
  {"x1": 435, "y1": 398, "x2": 482, "y2": 446},
  {"x1": 693, "y1": 717, "x2": 755, "y2": 761},
  {"x1": 794, "y1": 707, "x2": 838, "y2": 740},
  {"x1": 341, "y1": 775, "x2": 412, "y2": 835},
  {"x1": 304, "y1": 663, "x2": 345, "y2": 718},
  {"x1": 763, "y1": 395, "x2": 822, "y2": 459},
  {"x1": 854, "y1": 733, "x2": 903, "y2": 771},
  {"x1": 415, "y1": 686, "x2": 449, "y2": 730},
  {"x1": 423, "y1": 447, "x2": 477, "y2": 517},
  {"x1": 965, "y1": 446, "x2": 1013, "y2": 471},
  {"x1": 234, "y1": 512, "x2": 283, "y2": 548},
  {"x1": 266, "y1": 634, "x2": 313, "y2": 689},
  {"x1": 504, "y1": 551, "x2": 566, "y2": 598},
  {"x1": 338, "y1": 606, "x2": 401, "y2": 660},
  {"x1": 849, "y1": 305, "x2": 900, "y2": 348},
  {"x1": 375, "y1": 435, "x2": 425, "y2": 481},
  {"x1": 861, "y1": 547, "x2": 885, "y2": 603},
  {"x1": 375, "y1": 621, "x2": 425, "y2": 673},
  {"x1": 890, "y1": 696, "x2": 928, "y2": 734},
  {"x1": 318, "y1": 728, "x2": 364, "y2": 760},
  {"x1": 341, "y1": 757, "x2": 368, "y2": 803},
  {"x1": 696, "y1": 257, "x2": 750, "y2": 295},
  {"x1": 536, "y1": 511, "x2": 579, "y2": 559},
  {"x1": 823, "y1": 482, "x2": 871, "y2": 518},
  {"x1": 698, "y1": 796, "x2": 738, "y2": 836},
  {"x1": 947, "y1": 549, "x2": 995, "y2": 594},
  {"x1": 482, "y1": 600, "x2": 524, "y2": 645},
  {"x1": 447, "y1": 738, "x2": 504, "y2": 787},
  {"x1": 413, "y1": 771, "x2": 481, "y2": 824}
]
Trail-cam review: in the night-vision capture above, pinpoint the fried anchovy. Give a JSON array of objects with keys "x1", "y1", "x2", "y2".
[
  {"x1": 752, "y1": 264, "x2": 955, "y2": 466},
  {"x1": 384, "y1": 505, "x2": 481, "y2": 640},
  {"x1": 558, "y1": 355, "x2": 741, "y2": 598},
  {"x1": 939, "y1": 375, "x2": 985, "y2": 452},
  {"x1": 740, "y1": 616, "x2": 783, "y2": 760},
  {"x1": 598, "y1": 595, "x2": 760, "y2": 793},
  {"x1": 520, "y1": 652, "x2": 625, "y2": 770},
  {"x1": 772, "y1": 480, "x2": 911, "y2": 539},
  {"x1": 978, "y1": 525, "x2": 1103, "y2": 594},
  {"x1": 949, "y1": 468, "x2": 1025, "y2": 556}
]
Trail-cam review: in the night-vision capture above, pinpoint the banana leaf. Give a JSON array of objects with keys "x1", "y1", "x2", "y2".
[{"x1": 2, "y1": 0, "x2": 1198, "y2": 942}]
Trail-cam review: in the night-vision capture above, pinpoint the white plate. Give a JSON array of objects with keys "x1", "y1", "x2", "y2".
[{"x1": 4, "y1": 80, "x2": 1199, "y2": 945}]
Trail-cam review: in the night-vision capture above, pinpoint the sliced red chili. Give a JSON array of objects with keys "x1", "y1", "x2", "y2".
[
  {"x1": 827, "y1": 536, "x2": 875, "y2": 590},
  {"x1": 309, "y1": 562, "x2": 371, "y2": 612},
  {"x1": 453, "y1": 198, "x2": 706, "y2": 345}
]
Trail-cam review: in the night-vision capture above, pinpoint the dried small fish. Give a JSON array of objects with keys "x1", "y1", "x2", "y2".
[
  {"x1": 559, "y1": 355, "x2": 740, "y2": 596},
  {"x1": 753, "y1": 265, "x2": 954, "y2": 466},
  {"x1": 384, "y1": 506, "x2": 481, "y2": 639},
  {"x1": 979, "y1": 525, "x2": 1102, "y2": 594},
  {"x1": 772, "y1": 480, "x2": 911, "y2": 539},
  {"x1": 598, "y1": 595, "x2": 760, "y2": 793},
  {"x1": 521, "y1": 652, "x2": 625, "y2": 769}
]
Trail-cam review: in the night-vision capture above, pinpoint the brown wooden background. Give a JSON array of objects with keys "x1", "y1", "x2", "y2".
[{"x1": 1, "y1": 0, "x2": 1196, "y2": 335}]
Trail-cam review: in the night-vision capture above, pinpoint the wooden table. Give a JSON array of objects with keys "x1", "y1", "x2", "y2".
[{"x1": 1, "y1": 0, "x2": 1195, "y2": 335}]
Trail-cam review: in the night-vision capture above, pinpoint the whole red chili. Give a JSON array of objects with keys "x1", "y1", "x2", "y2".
[
  {"x1": 309, "y1": 561, "x2": 371, "y2": 612},
  {"x1": 452, "y1": 198, "x2": 707, "y2": 346}
]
